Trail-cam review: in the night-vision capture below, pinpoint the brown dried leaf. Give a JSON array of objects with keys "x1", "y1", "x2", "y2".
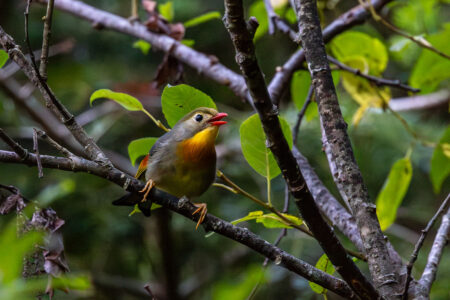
[
  {"x1": 152, "y1": 51, "x2": 184, "y2": 88},
  {"x1": 0, "y1": 192, "x2": 26, "y2": 214}
]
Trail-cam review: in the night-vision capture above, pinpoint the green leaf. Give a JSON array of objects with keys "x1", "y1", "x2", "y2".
[
  {"x1": 231, "y1": 210, "x2": 303, "y2": 229},
  {"x1": 184, "y1": 11, "x2": 221, "y2": 28},
  {"x1": 90, "y1": 89, "x2": 143, "y2": 111},
  {"x1": 430, "y1": 126, "x2": 450, "y2": 193},
  {"x1": 330, "y1": 31, "x2": 388, "y2": 75},
  {"x1": 0, "y1": 221, "x2": 43, "y2": 284},
  {"x1": 181, "y1": 39, "x2": 195, "y2": 47},
  {"x1": 309, "y1": 254, "x2": 336, "y2": 294},
  {"x1": 256, "y1": 213, "x2": 303, "y2": 228},
  {"x1": 240, "y1": 114, "x2": 293, "y2": 179},
  {"x1": 0, "y1": 49, "x2": 8, "y2": 69},
  {"x1": 249, "y1": 1, "x2": 268, "y2": 41},
  {"x1": 158, "y1": 1, "x2": 174, "y2": 22},
  {"x1": 128, "y1": 137, "x2": 158, "y2": 166},
  {"x1": 52, "y1": 274, "x2": 91, "y2": 291},
  {"x1": 161, "y1": 84, "x2": 216, "y2": 127},
  {"x1": 376, "y1": 156, "x2": 413, "y2": 231},
  {"x1": 132, "y1": 40, "x2": 151, "y2": 55},
  {"x1": 129, "y1": 203, "x2": 162, "y2": 216},
  {"x1": 410, "y1": 24, "x2": 450, "y2": 94}
]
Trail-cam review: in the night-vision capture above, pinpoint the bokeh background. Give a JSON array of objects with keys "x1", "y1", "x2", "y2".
[{"x1": 0, "y1": 0, "x2": 449, "y2": 299}]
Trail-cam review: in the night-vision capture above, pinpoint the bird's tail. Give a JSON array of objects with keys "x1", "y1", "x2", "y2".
[{"x1": 112, "y1": 193, "x2": 152, "y2": 217}]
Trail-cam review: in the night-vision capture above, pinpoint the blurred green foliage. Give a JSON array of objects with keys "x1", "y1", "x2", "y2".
[{"x1": 0, "y1": 0, "x2": 449, "y2": 299}]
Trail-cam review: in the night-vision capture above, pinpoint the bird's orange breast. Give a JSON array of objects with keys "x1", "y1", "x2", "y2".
[{"x1": 177, "y1": 126, "x2": 218, "y2": 164}]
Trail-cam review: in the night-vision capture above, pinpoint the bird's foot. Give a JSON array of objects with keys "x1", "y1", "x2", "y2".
[
  {"x1": 192, "y1": 203, "x2": 207, "y2": 230},
  {"x1": 139, "y1": 179, "x2": 155, "y2": 202}
]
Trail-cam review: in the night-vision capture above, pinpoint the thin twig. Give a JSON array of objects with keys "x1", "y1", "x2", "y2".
[
  {"x1": 35, "y1": 129, "x2": 75, "y2": 158},
  {"x1": 327, "y1": 56, "x2": 420, "y2": 93},
  {"x1": 32, "y1": 128, "x2": 44, "y2": 178},
  {"x1": 143, "y1": 283, "x2": 157, "y2": 300},
  {"x1": 416, "y1": 206, "x2": 450, "y2": 298},
  {"x1": 217, "y1": 171, "x2": 312, "y2": 235},
  {"x1": 0, "y1": 128, "x2": 29, "y2": 160},
  {"x1": 402, "y1": 194, "x2": 450, "y2": 299},
  {"x1": 25, "y1": 0, "x2": 40, "y2": 73},
  {"x1": 293, "y1": 85, "x2": 314, "y2": 145},
  {"x1": 39, "y1": 0, "x2": 55, "y2": 80},
  {"x1": 359, "y1": 0, "x2": 450, "y2": 61},
  {"x1": 0, "y1": 25, "x2": 112, "y2": 166}
]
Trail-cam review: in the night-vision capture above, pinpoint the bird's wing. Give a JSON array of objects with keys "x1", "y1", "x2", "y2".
[
  {"x1": 134, "y1": 131, "x2": 173, "y2": 179},
  {"x1": 135, "y1": 154, "x2": 149, "y2": 179}
]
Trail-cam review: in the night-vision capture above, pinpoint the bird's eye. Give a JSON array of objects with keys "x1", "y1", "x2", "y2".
[{"x1": 194, "y1": 114, "x2": 203, "y2": 122}]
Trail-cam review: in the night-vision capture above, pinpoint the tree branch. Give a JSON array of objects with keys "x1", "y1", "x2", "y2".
[
  {"x1": 327, "y1": 56, "x2": 419, "y2": 93},
  {"x1": 39, "y1": 0, "x2": 55, "y2": 80},
  {"x1": 0, "y1": 149, "x2": 356, "y2": 299},
  {"x1": 0, "y1": 128, "x2": 29, "y2": 160},
  {"x1": 412, "y1": 198, "x2": 450, "y2": 299},
  {"x1": 294, "y1": 0, "x2": 400, "y2": 297},
  {"x1": 223, "y1": 0, "x2": 379, "y2": 298},
  {"x1": 36, "y1": 0, "x2": 248, "y2": 99},
  {"x1": 389, "y1": 90, "x2": 450, "y2": 112},
  {"x1": 0, "y1": 25, "x2": 111, "y2": 166},
  {"x1": 403, "y1": 194, "x2": 450, "y2": 299}
]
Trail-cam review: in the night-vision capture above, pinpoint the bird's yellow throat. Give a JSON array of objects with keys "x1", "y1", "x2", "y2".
[{"x1": 178, "y1": 126, "x2": 219, "y2": 163}]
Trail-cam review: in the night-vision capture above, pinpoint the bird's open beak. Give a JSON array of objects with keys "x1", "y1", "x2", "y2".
[{"x1": 207, "y1": 112, "x2": 228, "y2": 126}]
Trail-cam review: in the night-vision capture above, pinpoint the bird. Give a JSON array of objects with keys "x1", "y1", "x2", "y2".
[{"x1": 114, "y1": 107, "x2": 227, "y2": 229}]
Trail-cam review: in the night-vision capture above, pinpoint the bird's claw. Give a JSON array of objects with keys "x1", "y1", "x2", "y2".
[
  {"x1": 192, "y1": 203, "x2": 207, "y2": 230},
  {"x1": 139, "y1": 179, "x2": 155, "y2": 202}
]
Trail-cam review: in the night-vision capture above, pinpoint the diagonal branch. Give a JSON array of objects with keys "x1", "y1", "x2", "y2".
[
  {"x1": 0, "y1": 128, "x2": 29, "y2": 160},
  {"x1": 294, "y1": 0, "x2": 400, "y2": 297},
  {"x1": 327, "y1": 56, "x2": 419, "y2": 93},
  {"x1": 0, "y1": 149, "x2": 356, "y2": 299},
  {"x1": 415, "y1": 202, "x2": 450, "y2": 298},
  {"x1": 223, "y1": 0, "x2": 379, "y2": 298},
  {"x1": 0, "y1": 25, "x2": 111, "y2": 166},
  {"x1": 403, "y1": 194, "x2": 450, "y2": 299}
]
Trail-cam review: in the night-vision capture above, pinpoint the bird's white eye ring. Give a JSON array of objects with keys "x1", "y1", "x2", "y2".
[{"x1": 194, "y1": 114, "x2": 203, "y2": 122}]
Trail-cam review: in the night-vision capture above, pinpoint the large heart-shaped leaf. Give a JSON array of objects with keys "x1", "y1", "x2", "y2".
[
  {"x1": 161, "y1": 84, "x2": 216, "y2": 127},
  {"x1": 240, "y1": 114, "x2": 293, "y2": 179}
]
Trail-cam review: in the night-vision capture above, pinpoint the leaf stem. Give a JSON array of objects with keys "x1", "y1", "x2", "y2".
[
  {"x1": 142, "y1": 108, "x2": 170, "y2": 132},
  {"x1": 265, "y1": 150, "x2": 272, "y2": 206}
]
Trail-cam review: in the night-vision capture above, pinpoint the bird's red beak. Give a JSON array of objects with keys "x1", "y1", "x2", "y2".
[{"x1": 208, "y1": 112, "x2": 228, "y2": 126}]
